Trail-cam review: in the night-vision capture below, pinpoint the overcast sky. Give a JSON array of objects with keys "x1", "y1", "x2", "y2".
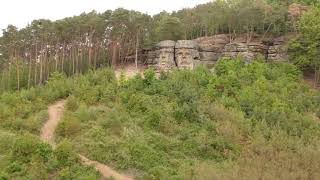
[{"x1": 0, "y1": 0, "x2": 211, "y2": 31}]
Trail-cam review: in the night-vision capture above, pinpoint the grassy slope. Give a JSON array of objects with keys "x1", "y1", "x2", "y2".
[
  {"x1": 0, "y1": 58, "x2": 319, "y2": 179},
  {"x1": 55, "y1": 59, "x2": 320, "y2": 179}
]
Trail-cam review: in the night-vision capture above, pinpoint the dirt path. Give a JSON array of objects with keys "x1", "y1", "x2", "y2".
[
  {"x1": 40, "y1": 100, "x2": 65, "y2": 147},
  {"x1": 40, "y1": 100, "x2": 133, "y2": 180}
]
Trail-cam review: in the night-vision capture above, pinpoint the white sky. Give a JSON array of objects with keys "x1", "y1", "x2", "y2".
[{"x1": 0, "y1": 0, "x2": 211, "y2": 31}]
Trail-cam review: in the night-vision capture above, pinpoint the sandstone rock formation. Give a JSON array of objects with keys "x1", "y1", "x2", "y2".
[
  {"x1": 266, "y1": 37, "x2": 288, "y2": 61},
  {"x1": 175, "y1": 40, "x2": 199, "y2": 70},
  {"x1": 223, "y1": 42, "x2": 268, "y2": 63},
  {"x1": 194, "y1": 34, "x2": 230, "y2": 68},
  {"x1": 155, "y1": 40, "x2": 176, "y2": 71},
  {"x1": 144, "y1": 34, "x2": 288, "y2": 71}
]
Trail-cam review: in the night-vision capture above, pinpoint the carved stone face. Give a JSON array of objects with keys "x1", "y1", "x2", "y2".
[
  {"x1": 156, "y1": 48, "x2": 176, "y2": 71},
  {"x1": 175, "y1": 48, "x2": 199, "y2": 70},
  {"x1": 175, "y1": 40, "x2": 199, "y2": 70},
  {"x1": 154, "y1": 40, "x2": 176, "y2": 72}
]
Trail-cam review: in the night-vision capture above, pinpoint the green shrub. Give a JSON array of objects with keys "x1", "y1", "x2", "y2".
[
  {"x1": 56, "y1": 112, "x2": 81, "y2": 138},
  {"x1": 104, "y1": 118, "x2": 123, "y2": 136},
  {"x1": 40, "y1": 72, "x2": 72, "y2": 102},
  {"x1": 36, "y1": 143, "x2": 53, "y2": 162},
  {"x1": 11, "y1": 134, "x2": 39, "y2": 163},
  {"x1": 24, "y1": 110, "x2": 48, "y2": 134},
  {"x1": 54, "y1": 140, "x2": 79, "y2": 167},
  {"x1": 143, "y1": 68, "x2": 156, "y2": 86},
  {"x1": 65, "y1": 96, "x2": 79, "y2": 112}
]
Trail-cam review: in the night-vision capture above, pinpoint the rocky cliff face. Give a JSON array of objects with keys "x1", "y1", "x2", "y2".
[{"x1": 145, "y1": 34, "x2": 288, "y2": 71}]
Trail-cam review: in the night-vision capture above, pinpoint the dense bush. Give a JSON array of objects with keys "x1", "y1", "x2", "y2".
[{"x1": 56, "y1": 112, "x2": 81, "y2": 138}]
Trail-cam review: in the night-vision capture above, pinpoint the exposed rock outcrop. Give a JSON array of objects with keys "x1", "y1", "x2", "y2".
[
  {"x1": 144, "y1": 34, "x2": 288, "y2": 71},
  {"x1": 223, "y1": 42, "x2": 268, "y2": 63},
  {"x1": 175, "y1": 40, "x2": 199, "y2": 70},
  {"x1": 266, "y1": 37, "x2": 288, "y2": 61},
  {"x1": 155, "y1": 40, "x2": 176, "y2": 72}
]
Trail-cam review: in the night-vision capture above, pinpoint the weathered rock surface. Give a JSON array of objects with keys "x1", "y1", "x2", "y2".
[
  {"x1": 223, "y1": 42, "x2": 268, "y2": 62},
  {"x1": 175, "y1": 40, "x2": 199, "y2": 70},
  {"x1": 155, "y1": 40, "x2": 176, "y2": 72},
  {"x1": 194, "y1": 34, "x2": 229, "y2": 52},
  {"x1": 144, "y1": 34, "x2": 288, "y2": 71}
]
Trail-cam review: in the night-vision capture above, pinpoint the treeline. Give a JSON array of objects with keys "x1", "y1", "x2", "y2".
[
  {"x1": 0, "y1": 10, "x2": 151, "y2": 92},
  {"x1": 0, "y1": 0, "x2": 316, "y2": 92}
]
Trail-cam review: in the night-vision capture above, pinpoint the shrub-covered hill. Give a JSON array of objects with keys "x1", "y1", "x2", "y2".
[
  {"x1": 58, "y1": 59, "x2": 319, "y2": 179},
  {"x1": 0, "y1": 73, "x2": 99, "y2": 178},
  {"x1": 0, "y1": 58, "x2": 319, "y2": 179}
]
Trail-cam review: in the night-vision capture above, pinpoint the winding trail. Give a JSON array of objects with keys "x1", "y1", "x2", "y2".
[{"x1": 40, "y1": 100, "x2": 133, "y2": 180}]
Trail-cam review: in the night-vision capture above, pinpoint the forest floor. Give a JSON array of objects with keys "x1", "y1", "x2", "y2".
[{"x1": 40, "y1": 101, "x2": 133, "y2": 180}]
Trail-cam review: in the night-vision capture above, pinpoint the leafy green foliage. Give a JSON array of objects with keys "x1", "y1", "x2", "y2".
[
  {"x1": 0, "y1": 132, "x2": 99, "y2": 179},
  {"x1": 52, "y1": 59, "x2": 320, "y2": 179},
  {"x1": 0, "y1": 0, "x2": 314, "y2": 93},
  {"x1": 56, "y1": 112, "x2": 81, "y2": 138},
  {"x1": 0, "y1": 58, "x2": 319, "y2": 179},
  {"x1": 289, "y1": 6, "x2": 320, "y2": 85},
  {"x1": 65, "y1": 95, "x2": 79, "y2": 111}
]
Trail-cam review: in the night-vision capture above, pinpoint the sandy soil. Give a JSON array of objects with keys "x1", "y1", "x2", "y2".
[
  {"x1": 40, "y1": 100, "x2": 65, "y2": 146},
  {"x1": 40, "y1": 100, "x2": 133, "y2": 180}
]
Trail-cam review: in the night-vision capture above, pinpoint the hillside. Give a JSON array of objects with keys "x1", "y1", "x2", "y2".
[
  {"x1": 0, "y1": 59, "x2": 319, "y2": 179},
  {"x1": 0, "y1": 0, "x2": 319, "y2": 93},
  {"x1": 0, "y1": 0, "x2": 320, "y2": 179}
]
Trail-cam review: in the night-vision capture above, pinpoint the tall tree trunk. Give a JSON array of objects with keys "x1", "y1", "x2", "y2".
[
  {"x1": 135, "y1": 33, "x2": 139, "y2": 70},
  {"x1": 111, "y1": 41, "x2": 118, "y2": 67},
  {"x1": 72, "y1": 47, "x2": 75, "y2": 74},
  {"x1": 79, "y1": 48, "x2": 83, "y2": 74},
  {"x1": 76, "y1": 47, "x2": 79, "y2": 74},
  {"x1": 55, "y1": 50, "x2": 58, "y2": 72},
  {"x1": 39, "y1": 49, "x2": 43, "y2": 85},
  {"x1": 34, "y1": 45, "x2": 38, "y2": 86},
  {"x1": 15, "y1": 49, "x2": 20, "y2": 91},
  {"x1": 8, "y1": 58, "x2": 11, "y2": 89},
  {"x1": 45, "y1": 49, "x2": 49, "y2": 82},
  {"x1": 93, "y1": 45, "x2": 98, "y2": 71},
  {"x1": 28, "y1": 50, "x2": 32, "y2": 89},
  {"x1": 89, "y1": 46, "x2": 92, "y2": 70},
  {"x1": 62, "y1": 45, "x2": 65, "y2": 73}
]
